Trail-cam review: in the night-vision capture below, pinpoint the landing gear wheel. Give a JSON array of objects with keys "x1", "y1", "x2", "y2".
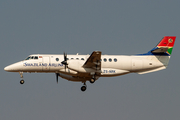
[
  {"x1": 81, "y1": 86, "x2": 86, "y2": 92},
  {"x1": 90, "y1": 78, "x2": 95, "y2": 83},
  {"x1": 19, "y1": 72, "x2": 24, "y2": 84},
  {"x1": 20, "y1": 80, "x2": 24, "y2": 84}
]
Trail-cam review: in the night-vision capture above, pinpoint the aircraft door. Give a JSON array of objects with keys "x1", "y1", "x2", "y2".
[{"x1": 42, "y1": 56, "x2": 50, "y2": 71}]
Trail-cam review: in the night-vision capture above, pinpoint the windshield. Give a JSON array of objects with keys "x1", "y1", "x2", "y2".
[
  {"x1": 25, "y1": 56, "x2": 31, "y2": 60},
  {"x1": 25, "y1": 56, "x2": 39, "y2": 60}
]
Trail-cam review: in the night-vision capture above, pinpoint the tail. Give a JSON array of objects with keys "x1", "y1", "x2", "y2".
[
  {"x1": 152, "y1": 36, "x2": 176, "y2": 55},
  {"x1": 140, "y1": 36, "x2": 176, "y2": 56},
  {"x1": 151, "y1": 36, "x2": 176, "y2": 67},
  {"x1": 137, "y1": 36, "x2": 176, "y2": 74}
]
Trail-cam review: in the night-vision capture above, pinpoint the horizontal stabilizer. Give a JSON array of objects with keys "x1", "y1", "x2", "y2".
[
  {"x1": 151, "y1": 47, "x2": 168, "y2": 53},
  {"x1": 136, "y1": 66, "x2": 166, "y2": 74}
]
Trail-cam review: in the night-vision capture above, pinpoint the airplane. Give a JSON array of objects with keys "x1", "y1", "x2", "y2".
[{"x1": 4, "y1": 36, "x2": 176, "y2": 92}]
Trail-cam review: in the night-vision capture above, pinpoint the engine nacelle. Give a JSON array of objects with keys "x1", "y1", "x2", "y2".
[
  {"x1": 59, "y1": 73, "x2": 87, "y2": 82},
  {"x1": 67, "y1": 60, "x2": 97, "y2": 73},
  {"x1": 59, "y1": 68, "x2": 77, "y2": 75}
]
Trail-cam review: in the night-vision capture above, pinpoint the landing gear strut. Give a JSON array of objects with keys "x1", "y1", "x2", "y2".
[
  {"x1": 19, "y1": 72, "x2": 24, "y2": 84},
  {"x1": 81, "y1": 82, "x2": 87, "y2": 92}
]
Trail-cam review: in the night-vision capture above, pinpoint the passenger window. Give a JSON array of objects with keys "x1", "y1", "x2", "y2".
[
  {"x1": 76, "y1": 58, "x2": 79, "y2": 60},
  {"x1": 56, "y1": 58, "x2": 59, "y2": 61},
  {"x1": 71, "y1": 58, "x2": 74, "y2": 60},
  {"x1": 31, "y1": 56, "x2": 34, "y2": 59},
  {"x1": 104, "y1": 58, "x2": 107, "y2": 62},
  {"x1": 114, "y1": 58, "x2": 117, "y2": 62},
  {"x1": 109, "y1": 58, "x2": 112, "y2": 62},
  {"x1": 81, "y1": 58, "x2": 84, "y2": 60}
]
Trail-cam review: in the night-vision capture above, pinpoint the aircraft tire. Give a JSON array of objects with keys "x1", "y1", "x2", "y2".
[
  {"x1": 20, "y1": 80, "x2": 25, "y2": 84},
  {"x1": 81, "y1": 86, "x2": 86, "y2": 92},
  {"x1": 90, "y1": 78, "x2": 95, "y2": 83}
]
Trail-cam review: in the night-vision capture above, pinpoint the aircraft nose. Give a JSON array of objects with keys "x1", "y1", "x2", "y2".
[
  {"x1": 4, "y1": 61, "x2": 23, "y2": 72},
  {"x1": 4, "y1": 66, "x2": 10, "y2": 71},
  {"x1": 4, "y1": 65, "x2": 15, "y2": 72}
]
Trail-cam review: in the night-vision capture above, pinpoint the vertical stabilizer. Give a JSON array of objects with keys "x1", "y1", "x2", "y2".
[
  {"x1": 140, "y1": 36, "x2": 176, "y2": 56},
  {"x1": 154, "y1": 36, "x2": 176, "y2": 66},
  {"x1": 155, "y1": 36, "x2": 176, "y2": 55}
]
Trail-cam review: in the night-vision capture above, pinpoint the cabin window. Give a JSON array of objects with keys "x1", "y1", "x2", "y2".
[
  {"x1": 76, "y1": 58, "x2": 79, "y2": 60},
  {"x1": 104, "y1": 58, "x2": 107, "y2": 62},
  {"x1": 56, "y1": 58, "x2": 59, "y2": 61},
  {"x1": 71, "y1": 58, "x2": 74, "y2": 60},
  {"x1": 81, "y1": 58, "x2": 84, "y2": 60},
  {"x1": 114, "y1": 58, "x2": 117, "y2": 62},
  {"x1": 109, "y1": 58, "x2": 112, "y2": 62}
]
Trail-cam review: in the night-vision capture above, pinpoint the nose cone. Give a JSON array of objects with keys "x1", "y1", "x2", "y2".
[
  {"x1": 4, "y1": 61, "x2": 23, "y2": 72},
  {"x1": 4, "y1": 66, "x2": 11, "y2": 71}
]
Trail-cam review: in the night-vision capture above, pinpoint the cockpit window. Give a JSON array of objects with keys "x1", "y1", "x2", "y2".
[
  {"x1": 25, "y1": 56, "x2": 31, "y2": 60},
  {"x1": 34, "y1": 56, "x2": 38, "y2": 59},
  {"x1": 25, "y1": 56, "x2": 38, "y2": 60}
]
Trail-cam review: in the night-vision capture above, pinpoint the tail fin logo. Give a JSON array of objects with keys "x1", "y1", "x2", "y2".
[{"x1": 168, "y1": 38, "x2": 173, "y2": 43}]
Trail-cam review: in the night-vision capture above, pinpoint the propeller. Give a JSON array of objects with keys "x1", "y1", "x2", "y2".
[
  {"x1": 56, "y1": 73, "x2": 60, "y2": 83},
  {"x1": 56, "y1": 53, "x2": 68, "y2": 84},
  {"x1": 61, "y1": 52, "x2": 68, "y2": 70}
]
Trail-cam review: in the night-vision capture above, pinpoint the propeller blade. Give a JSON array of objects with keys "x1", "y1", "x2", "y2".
[
  {"x1": 56, "y1": 73, "x2": 59, "y2": 83},
  {"x1": 65, "y1": 52, "x2": 67, "y2": 61},
  {"x1": 64, "y1": 52, "x2": 66, "y2": 60},
  {"x1": 61, "y1": 52, "x2": 68, "y2": 70}
]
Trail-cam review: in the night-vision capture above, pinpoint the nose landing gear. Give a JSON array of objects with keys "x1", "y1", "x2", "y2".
[
  {"x1": 81, "y1": 82, "x2": 87, "y2": 92},
  {"x1": 19, "y1": 72, "x2": 24, "y2": 84}
]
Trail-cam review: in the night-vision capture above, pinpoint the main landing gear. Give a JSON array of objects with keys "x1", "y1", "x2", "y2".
[
  {"x1": 80, "y1": 78, "x2": 96, "y2": 92},
  {"x1": 19, "y1": 72, "x2": 24, "y2": 84},
  {"x1": 90, "y1": 78, "x2": 95, "y2": 83}
]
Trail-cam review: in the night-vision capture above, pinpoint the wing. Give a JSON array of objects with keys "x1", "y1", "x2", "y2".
[
  {"x1": 151, "y1": 47, "x2": 168, "y2": 53},
  {"x1": 83, "y1": 51, "x2": 101, "y2": 71}
]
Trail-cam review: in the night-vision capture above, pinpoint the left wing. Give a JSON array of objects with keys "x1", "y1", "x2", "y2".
[{"x1": 83, "y1": 51, "x2": 101, "y2": 71}]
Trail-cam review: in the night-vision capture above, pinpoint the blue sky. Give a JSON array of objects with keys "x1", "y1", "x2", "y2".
[{"x1": 0, "y1": 1, "x2": 180, "y2": 120}]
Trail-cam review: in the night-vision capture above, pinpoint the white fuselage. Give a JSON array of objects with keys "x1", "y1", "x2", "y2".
[
  {"x1": 4, "y1": 54, "x2": 167, "y2": 80},
  {"x1": 3, "y1": 36, "x2": 175, "y2": 91}
]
